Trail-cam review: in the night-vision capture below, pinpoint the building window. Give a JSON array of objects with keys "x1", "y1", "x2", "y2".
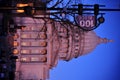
[
  {"x1": 31, "y1": 49, "x2": 47, "y2": 54},
  {"x1": 21, "y1": 42, "x2": 31, "y2": 46},
  {"x1": 31, "y1": 24, "x2": 46, "y2": 32},
  {"x1": 13, "y1": 34, "x2": 19, "y2": 40},
  {"x1": 13, "y1": 41, "x2": 19, "y2": 47},
  {"x1": 31, "y1": 57, "x2": 40, "y2": 62},
  {"x1": 30, "y1": 41, "x2": 47, "y2": 47},
  {"x1": 39, "y1": 41, "x2": 47, "y2": 47},
  {"x1": 31, "y1": 26, "x2": 39, "y2": 31},
  {"x1": 21, "y1": 49, "x2": 30, "y2": 54},
  {"x1": 31, "y1": 33, "x2": 47, "y2": 39},
  {"x1": 39, "y1": 33, "x2": 47, "y2": 39},
  {"x1": 39, "y1": 49, "x2": 47, "y2": 55},
  {"x1": 31, "y1": 49, "x2": 39, "y2": 54},
  {"x1": 21, "y1": 34, "x2": 30, "y2": 38},
  {"x1": 40, "y1": 57, "x2": 47, "y2": 62},
  {"x1": 22, "y1": 26, "x2": 31, "y2": 31},
  {"x1": 13, "y1": 49, "x2": 19, "y2": 55},
  {"x1": 21, "y1": 41, "x2": 47, "y2": 47},
  {"x1": 31, "y1": 42, "x2": 40, "y2": 46},
  {"x1": 21, "y1": 57, "x2": 30, "y2": 62},
  {"x1": 30, "y1": 33, "x2": 38, "y2": 38}
]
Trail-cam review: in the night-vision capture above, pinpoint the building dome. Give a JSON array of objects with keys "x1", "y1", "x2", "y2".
[
  {"x1": 79, "y1": 31, "x2": 112, "y2": 56},
  {"x1": 56, "y1": 24, "x2": 113, "y2": 61}
]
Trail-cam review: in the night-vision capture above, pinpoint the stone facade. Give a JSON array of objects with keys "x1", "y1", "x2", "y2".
[{"x1": 13, "y1": 16, "x2": 112, "y2": 80}]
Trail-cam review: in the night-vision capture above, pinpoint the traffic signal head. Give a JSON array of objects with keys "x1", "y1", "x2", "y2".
[
  {"x1": 78, "y1": 4, "x2": 83, "y2": 15},
  {"x1": 94, "y1": 4, "x2": 99, "y2": 15}
]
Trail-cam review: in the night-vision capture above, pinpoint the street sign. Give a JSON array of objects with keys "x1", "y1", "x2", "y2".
[{"x1": 76, "y1": 15, "x2": 95, "y2": 28}]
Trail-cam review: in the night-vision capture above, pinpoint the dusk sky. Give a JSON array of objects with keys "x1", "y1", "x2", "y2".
[{"x1": 50, "y1": 0, "x2": 120, "y2": 80}]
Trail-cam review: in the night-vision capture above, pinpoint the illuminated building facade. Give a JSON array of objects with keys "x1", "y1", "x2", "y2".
[
  {"x1": 7, "y1": 1, "x2": 112, "y2": 80},
  {"x1": 0, "y1": 0, "x2": 117, "y2": 80},
  {"x1": 13, "y1": 16, "x2": 112, "y2": 80}
]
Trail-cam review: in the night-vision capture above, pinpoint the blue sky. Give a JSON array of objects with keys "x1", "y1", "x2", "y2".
[{"x1": 50, "y1": 0, "x2": 120, "y2": 80}]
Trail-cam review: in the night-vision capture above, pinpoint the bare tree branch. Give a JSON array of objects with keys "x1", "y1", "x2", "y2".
[
  {"x1": 46, "y1": 0, "x2": 53, "y2": 3},
  {"x1": 51, "y1": 0, "x2": 64, "y2": 8},
  {"x1": 64, "y1": 0, "x2": 72, "y2": 7}
]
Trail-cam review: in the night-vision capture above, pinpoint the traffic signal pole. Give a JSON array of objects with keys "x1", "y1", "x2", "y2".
[{"x1": 0, "y1": 7, "x2": 120, "y2": 12}]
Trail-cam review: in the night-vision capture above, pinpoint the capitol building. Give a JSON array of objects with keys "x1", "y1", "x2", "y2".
[
  {"x1": 0, "y1": 0, "x2": 117, "y2": 80},
  {"x1": 1, "y1": 1, "x2": 112, "y2": 80},
  {"x1": 12, "y1": 16, "x2": 112, "y2": 80}
]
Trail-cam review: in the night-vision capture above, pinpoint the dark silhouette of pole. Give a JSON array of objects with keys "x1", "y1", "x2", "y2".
[{"x1": 0, "y1": 7, "x2": 120, "y2": 13}]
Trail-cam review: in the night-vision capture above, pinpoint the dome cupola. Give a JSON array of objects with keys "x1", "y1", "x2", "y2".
[{"x1": 80, "y1": 31, "x2": 112, "y2": 56}]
